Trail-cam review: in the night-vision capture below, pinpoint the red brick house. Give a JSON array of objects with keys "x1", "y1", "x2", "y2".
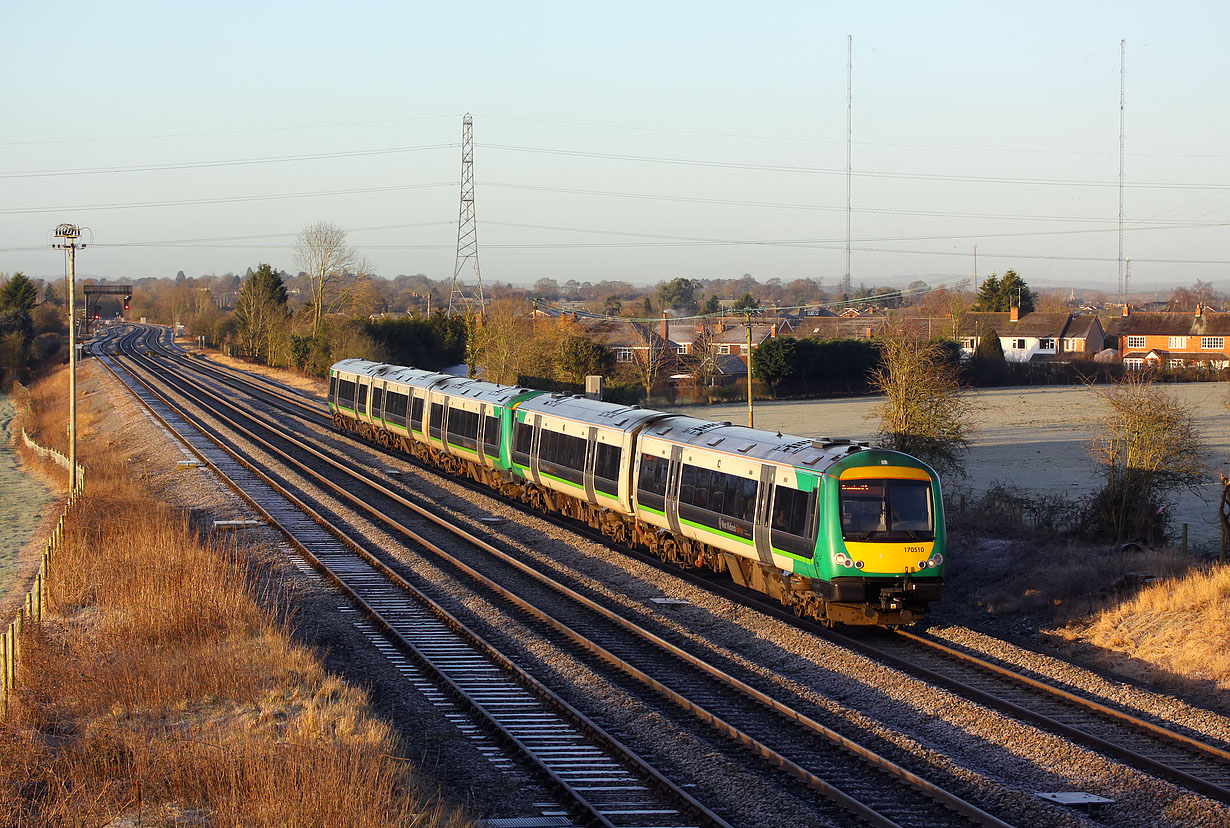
[{"x1": 1111, "y1": 305, "x2": 1230, "y2": 369}]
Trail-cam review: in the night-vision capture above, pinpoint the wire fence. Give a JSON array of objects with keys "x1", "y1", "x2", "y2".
[{"x1": 2, "y1": 419, "x2": 85, "y2": 718}]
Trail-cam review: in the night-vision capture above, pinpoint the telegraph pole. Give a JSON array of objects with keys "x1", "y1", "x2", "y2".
[
  {"x1": 745, "y1": 311, "x2": 755, "y2": 429},
  {"x1": 51, "y1": 224, "x2": 85, "y2": 490}
]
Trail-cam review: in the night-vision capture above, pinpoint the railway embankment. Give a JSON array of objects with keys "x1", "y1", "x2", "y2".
[{"x1": 0, "y1": 363, "x2": 475, "y2": 828}]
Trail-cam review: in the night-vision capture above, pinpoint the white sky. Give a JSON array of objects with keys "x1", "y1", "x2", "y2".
[{"x1": 5, "y1": 1, "x2": 1230, "y2": 294}]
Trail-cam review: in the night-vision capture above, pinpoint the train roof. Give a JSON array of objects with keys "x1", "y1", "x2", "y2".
[
  {"x1": 330, "y1": 359, "x2": 540, "y2": 405},
  {"x1": 516, "y1": 392, "x2": 667, "y2": 431},
  {"x1": 641, "y1": 413, "x2": 874, "y2": 469}
]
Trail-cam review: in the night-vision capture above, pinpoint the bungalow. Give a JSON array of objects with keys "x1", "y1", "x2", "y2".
[{"x1": 957, "y1": 309, "x2": 1106, "y2": 362}]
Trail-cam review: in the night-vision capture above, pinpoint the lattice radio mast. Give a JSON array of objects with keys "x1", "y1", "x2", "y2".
[
  {"x1": 1118, "y1": 39, "x2": 1126, "y2": 304},
  {"x1": 448, "y1": 113, "x2": 485, "y2": 315},
  {"x1": 842, "y1": 35, "x2": 853, "y2": 300}
]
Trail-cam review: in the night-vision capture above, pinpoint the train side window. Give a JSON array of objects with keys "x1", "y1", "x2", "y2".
[
  {"x1": 329, "y1": 375, "x2": 337, "y2": 402},
  {"x1": 772, "y1": 486, "x2": 816, "y2": 537},
  {"x1": 429, "y1": 403, "x2": 444, "y2": 439},
  {"x1": 594, "y1": 443, "x2": 621, "y2": 496},
  {"x1": 337, "y1": 379, "x2": 356, "y2": 407},
  {"x1": 386, "y1": 392, "x2": 408, "y2": 426},
  {"x1": 637, "y1": 453, "x2": 668, "y2": 496},
  {"x1": 371, "y1": 387, "x2": 384, "y2": 418},
  {"x1": 741, "y1": 478, "x2": 758, "y2": 522},
  {"x1": 410, "y1": 396, "x2": 424, "y2": 431},
  {"x1": 513, "y1": 421, "x2": 533, "y2": 466},
  {"x1": 692, "y1": 467, "x2": 713, "y2": 505},
  {"x1": 356, "y1": 384, "x2": 368, "y2": 415},
  {"x1": 679, "y1": 463, "x2": 698, "y2": 505},
  {"x1": 483, "y1": 414, "x2": 501, "y2": 457}
]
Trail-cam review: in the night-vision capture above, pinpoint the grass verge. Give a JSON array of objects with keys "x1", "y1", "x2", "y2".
[{"x1": 0, "y1": 366, "x2": 475, "y2": 827}]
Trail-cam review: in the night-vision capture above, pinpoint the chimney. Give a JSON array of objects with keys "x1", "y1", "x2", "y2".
[
  {"x1": 662, "y1": 312, "x2": 668, "y2": 341},
  {"x1": 771, "y1": 323, "x2": 778, "y2": 337},
  {"x1": 1122, "y1": 304, "x2": 1131, "y2": 317},
  {"x1": 1196, "y1": 303, "x2": 1204, "y2": 318},
  {"x1": 1010, "y1": 306, "x2": 1020, "y2": 322}
]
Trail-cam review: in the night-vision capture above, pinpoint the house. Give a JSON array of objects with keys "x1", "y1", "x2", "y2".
[
  {"x1": 665, "y1": 316, "x2": 790, "y2": 365},
  {"x1": 1111, "y1": 305, "x2": 1230, "y2": 370},
  {"x1": 957, "y1": 308, "x2": 1106, "y2": 362},
  {"x1": 574, "y1": 318, "x2": 674, "y2": 367}
]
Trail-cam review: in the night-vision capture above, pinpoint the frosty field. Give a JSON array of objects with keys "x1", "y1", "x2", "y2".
[
  {"x1": 669, "y1": 383, "x2": 1230, "y2": 552},
  {"x1": 0, "y1": 394, "x2": 53, "y2": 600}
]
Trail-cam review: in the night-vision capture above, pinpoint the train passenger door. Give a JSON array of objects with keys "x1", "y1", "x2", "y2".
[
  {"x1": 583, "y1": 427, "x2": 597, "y2": 503},
  {"x1": 356, "y1": 378, "x2": 370, "y2": 422},
  {"x1": 753, "y1": 465, "x2": 776, "y2": 564},
  {"x1": 665, "y1": 445, "x2": 683, "y2": 535},
  {"x1": 371, "y1": 381, "x2": 385, "y2": 424},
  {"x1": 528, "y1": 414, "x2": 542, "y2": 484}
]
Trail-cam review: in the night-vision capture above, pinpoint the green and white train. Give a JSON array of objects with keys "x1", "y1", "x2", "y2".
[{"x1": 329, "y1": 358, "x2": 946, "y2": 626}]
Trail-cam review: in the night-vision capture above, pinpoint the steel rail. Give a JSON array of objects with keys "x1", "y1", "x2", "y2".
[
  {"x1": 120, "y1": 326, "x2": 1017, "y2": 828},
  {"x1": 103, "y1": 327, "x2": 726, "y2": 828},
  {"x1": 133, "y1": 323, "x2": 1230, "y2": 807}
]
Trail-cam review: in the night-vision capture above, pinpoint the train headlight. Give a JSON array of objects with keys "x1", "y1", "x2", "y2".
[
  {"x1": 930, "y1": 553, "x2": 944, "y2": 566},
  {"x1": 918, "y1": 560, "x2": 930, "y2": 570},
  {"x1": 834, "y1": 552, "x2": 849, "y2": 566},
  {"x1": 854, "y1": 560, "x2": 864, "y2": 569},
  {"x1": 926, "y1": 559, "x2": 937, "y2": 568}
]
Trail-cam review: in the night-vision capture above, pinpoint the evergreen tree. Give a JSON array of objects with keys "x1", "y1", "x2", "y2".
[
  {"x1": 973, "y1": 270, "x2": 1035, "y2": 313},
  {"x1": 555, "y1": 335, "x2": 615, "y2": 384},
  {"x1": 0, "y1": 273, "x2": 38, "y2": 313},
  {"x1": 234, "y1": 263, "x2": 289, "y2": 362}
]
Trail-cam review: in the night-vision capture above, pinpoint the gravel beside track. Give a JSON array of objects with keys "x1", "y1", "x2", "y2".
[
  {"x1": 103, "y1": 328, "x2": 1230, "y2": 827},
  {"x1": 81, "y1": 350, "x2": 548, "y2": 821}
]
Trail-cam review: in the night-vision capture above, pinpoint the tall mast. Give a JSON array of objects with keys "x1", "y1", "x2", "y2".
[
  {"x1": 843, "y1": 34, "x2": 852, "y2": 300},
  {"x1": 1118, "y1": 40, "x2": 1126, "y2": 304}
]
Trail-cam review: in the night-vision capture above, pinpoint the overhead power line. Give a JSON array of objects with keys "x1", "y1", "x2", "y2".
[
  {"x1": 484, "y1": 143, "x2": 1230, "y2": 190},
  {"x1": 482, "y1": 181, "x2": 1224, "y2": 227},
  {"x1": 0, "y1": 143, "x2": 456, "y2": 179},
  {"x1": 0, "y1": 182, "x2": 455, "y2": 215}
]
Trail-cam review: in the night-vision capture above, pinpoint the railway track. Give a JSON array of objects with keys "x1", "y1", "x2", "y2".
[
  {"x1": 101, "y1": 325, "x2": 1024, "y2": 827},
  {"x1": 99, "y1": 327, "x2": 726, "y2": 828},
  {"x1": 113, "y1": 324, "x2": 1230, "y2": 823}
]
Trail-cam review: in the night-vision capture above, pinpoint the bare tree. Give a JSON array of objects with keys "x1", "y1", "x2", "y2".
[
  {"x1": 294, "y1": 222, "x2": 363, "y2": 337},
  {"x1": 1087, "y1": 374, "x2": 1208, "y2": 542},
  {"x1": 626, "y1": 324, "x2": 673, "y2": 399},
  {"x1": 683, "y1": 324, "x2": 721, "y2": 389},
  {"x1": 871, "y1": 326, "x2": 974, "y2": 478}
]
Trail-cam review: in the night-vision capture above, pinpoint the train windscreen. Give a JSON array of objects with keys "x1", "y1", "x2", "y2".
[{"x1": 839, "y1": 479, "x2": 933, "y2": 541}]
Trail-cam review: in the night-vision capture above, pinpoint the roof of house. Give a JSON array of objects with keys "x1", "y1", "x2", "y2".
[
  {"x1": 955, "y1": 312, "x2": 1070, "y2": 338},
  {"x1": 575, "y1": 318, "x2": 669, "y2": 350},
  {"x1": 1112, "y1": 310, "x2": 1230, "y2": 337},
  {"x1": 792, "y1": 317, "x2": 887, "y2": 339}
]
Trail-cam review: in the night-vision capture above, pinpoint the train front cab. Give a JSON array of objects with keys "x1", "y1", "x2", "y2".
[{"x1": 813, "y1": 451, "x2": 946, "y2": 627}]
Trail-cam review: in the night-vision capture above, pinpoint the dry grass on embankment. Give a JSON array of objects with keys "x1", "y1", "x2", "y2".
[
  {"x1": 1052, "y1": 563, "x2": 1230, "y2": 694},
  {"x1": 0, "y1": 369, "x2": 474, "y2": 827}
]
